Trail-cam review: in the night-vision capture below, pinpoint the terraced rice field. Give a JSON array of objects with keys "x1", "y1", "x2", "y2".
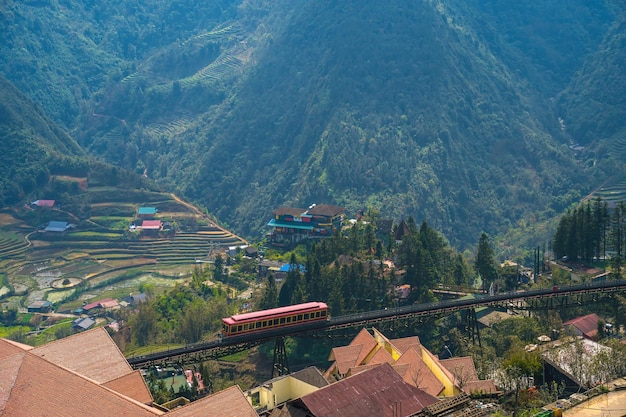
[
  {"x1": 28, "y1": 226, "x2": 244, "y2": 264},
  {"x1": 0, "y1": 232, "x2": 29, "y2": 259}
]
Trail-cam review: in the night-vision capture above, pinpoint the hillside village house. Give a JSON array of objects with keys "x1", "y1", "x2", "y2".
[{"x1": 267, "y1": 204, "x2": 345, "y2": 247}]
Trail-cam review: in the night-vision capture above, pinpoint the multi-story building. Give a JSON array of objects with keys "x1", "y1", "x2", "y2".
[{"x1": 267, "y1": 204, "x2": 345, "y2": 247}]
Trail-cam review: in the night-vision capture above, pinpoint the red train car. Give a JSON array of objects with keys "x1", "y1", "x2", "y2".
[{"x1": 221, "y1": 302, "x2": 329, "y2": 337}]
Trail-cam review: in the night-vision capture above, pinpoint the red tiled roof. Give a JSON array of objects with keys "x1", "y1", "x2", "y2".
[
  {"x1": 563, "y1": 313, "x2": 602, "y2": 339},
  {"x1": 82, "y1": 298, "x2": 115, "y2": 311},
  {"x1": 297, "y1": 363, "x2": 438, "y2": 417}
]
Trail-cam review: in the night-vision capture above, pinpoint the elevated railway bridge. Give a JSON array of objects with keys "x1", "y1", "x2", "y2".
[{"x1": 127, "y1": 279, "x2": 626, "y2": 373}]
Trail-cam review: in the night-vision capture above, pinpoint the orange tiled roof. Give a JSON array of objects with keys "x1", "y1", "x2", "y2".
[
  {"x1": 389, "y1": 335, "x2": 421, "y2": 354},
  {"x1": 329, "y1": 344, "x2": 364, "y2": 375},
  {"x1": 396, "y1": 346, "x2": 445, "y2": 397},
  {"x1": 167, "y1": 385, "x2": 257, "y2": 417},
  {"x1": 103, "y1": 370, "x2": 154, "y2": 405},
  {"x1": 0, "y1": 351, "x2": 162, "y2": 416},
  {"x1": 31, "y1": 327, "x2": 133, "y2": 383}
]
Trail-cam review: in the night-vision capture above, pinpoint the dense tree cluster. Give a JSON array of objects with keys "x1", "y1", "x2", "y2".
[
  {"x1": 261, "y1": 218, "x2": 475, "y2": 316},
  {"x1": 552, "y1": 197, "x2": 625, "y2": 264}
]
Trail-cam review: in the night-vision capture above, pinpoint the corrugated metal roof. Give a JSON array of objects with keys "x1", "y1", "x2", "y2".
[
  {"x1": 306, "y1": 204, "x2": 345, "y2": 217},
  {"x1": 298, "y1": 363, "x2": 438, "y2": 417},
  {"x1": 138, "y1": 207, "x2": 157, "y2": 215},
  {"x1": 563, "y1": 313, "x2": 602, "y2": 338}
]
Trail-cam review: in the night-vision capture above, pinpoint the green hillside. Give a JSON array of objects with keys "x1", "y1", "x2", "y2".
[
  {"x1": 0, "y1": 75, "x2": 87, "y2": 205},
  {"x1": 2, "y1": 0, "x2": 626, "y2": 250}
]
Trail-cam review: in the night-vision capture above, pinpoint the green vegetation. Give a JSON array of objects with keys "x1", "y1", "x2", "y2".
[{"x1": 2, "y1": 1, "x2": 624, "y2": 252}]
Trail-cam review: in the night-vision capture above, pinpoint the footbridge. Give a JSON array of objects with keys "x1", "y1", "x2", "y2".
[{"x1": 126, "y1": 278, "x2": 626, "y2": 369}]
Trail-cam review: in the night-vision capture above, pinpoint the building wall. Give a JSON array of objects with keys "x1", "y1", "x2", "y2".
[
  {"x1": 250, "y1": 376, "x2": 319, "y2": 411},
  {"x1": 421, "y1": 349, "x2": 458, "y2": 397}
]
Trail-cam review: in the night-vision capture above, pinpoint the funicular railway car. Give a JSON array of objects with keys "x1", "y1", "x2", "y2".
[{"x1": 221, "y1": 302, "x2": 329, "y2": 337}]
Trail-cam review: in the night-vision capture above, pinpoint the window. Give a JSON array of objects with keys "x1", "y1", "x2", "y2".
[
  {"x1": 273, "y1": 319, "x2": 279, "y2": 326},
  {"x1": 237, "y1": 325, "x2": 242, "y2": 332},
  {"x1": 321, "y1": 311, "x2": 327, "y2": 317},
  {"x1": 256, "y1": 322, "x2": 261, "y2": 329},
  {"x1": 280, "y1": 318, "x2": 286, "y2": 324},
  {"x1": 262, "y1": 321, "x2": 267, "y2": 328},
  {"x1": 287, "y1": 316, "x2": 292, "y2": 323},
  {"x1": 315, "y1": 311, "x2": 320, "y2": 318},
  {"x1": 297, "y1": 314, "x2": 303, "y2": 321},
  {"x1": 243, "y1": 324, "x2": 249, "y2": 330},
  {"x1": 304, "y1": 313, "x2": 310, "y2": 320}
]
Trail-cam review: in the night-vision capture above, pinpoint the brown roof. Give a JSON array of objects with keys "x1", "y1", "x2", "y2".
[
  {"x1": 103, "y1": 370, "x2": 154, "y2": 405},
  {"x1": 389, "y1": 335, "x2": 421, "y2": 354},
  {"x1": 367, "y1": 345, "x2": 395, "y2": 365},
  {"x1": 350, "y1": 328, "x2": 378, "y2": 365},
  {"x1": 297, "y1": 363, "x2": 438, "y2": 417},
  {"x1": 291, "y1": 366, "x2": 330, "y2": 388},
  {"x1": 167, "y1": 385, "x2": 257, "y2": 417},
  {"x1": 464, "y1": 379, "x2": 498, "y2": 395},
  {"x1": 273, "y1": 207, "x2": 306, "y2": 217},
  {"x1": 563, "y1": 313, "x2": 602, "y2": 339},
  {"x1": 0, "y1": 338, "x2": 29, "y2": 360},
  {"x1": 439, "y1": 357, "x2": 479, "y2": 383},
  {"x1": 328, "y1": 344, "x2": 364, "y2": 375},
  {"x1": 0, "y1": 351, "x2": 162, "y2": 416},
  {"x1": 396, "y1": 347, "x2": 444, "y2": 397},
  {"x1": 307, "y1": 204, "x2": 345, "y2": 217},
  {"x1": 440, "y1": 356, "x2": 497, "y2": 395},
  {"x1": 30, "y1": 327, "x2": 133, "y2": 383}
]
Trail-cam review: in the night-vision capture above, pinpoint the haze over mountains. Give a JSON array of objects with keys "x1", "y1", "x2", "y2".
[{"x1": 1, "y1": 0, "x2": 625, "y2": 249}]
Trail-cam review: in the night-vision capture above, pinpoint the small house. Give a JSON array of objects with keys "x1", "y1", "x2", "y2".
[
  {"x1": 31, "y1": 200, "x2": 55, "y2": 208},
  {"x1": 44, "y1": 221, "x2": 70, "y2": 232},
  {"x1": 72, "y1": 317, "x2": 95, "y2": 331},
  {"x1": 27, "y1": 300, "x2": 52, "y2": 313},
  {"x1": 137, "y1": 207, "x2": 158, "y2": 218}
]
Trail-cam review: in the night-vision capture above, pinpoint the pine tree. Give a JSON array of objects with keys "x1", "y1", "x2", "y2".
[{"x1": 475, "y1": 233, "x2": 498, "y2": 292}]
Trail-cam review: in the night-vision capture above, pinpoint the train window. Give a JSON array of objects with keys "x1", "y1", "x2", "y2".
[
  {"x1": 280, "y1": 318, "x2": 286, "y2": 324},
  {"x1": 304, "y1": 313, "x2": 310, "y2": 320},
  {"x1": 297, "y1": 314, "x2": 303, "y2": 321},
  {"x1": 262, "y1": 321, "x2": 267, "y2": 327},
  {"x1": 273, "y1": 319, "x2": 279, "y2": 326},
  {"x1": 237, "y1": 325, "x2": 242, "y2": 332},
  {"x1": 256, "y1": 322, "x2": 261, "y2": 329},
  {"x1": 315, "y1": 312, "x2": 320, "y2": 318},
  {"x1": 286, "y1": 316, "x2": 292, "y2": 323},
  {"x1": 243, "y1": 324, "x2": 248, "y2": 331},
  {"x1": 321, "y1": 311, "x2": 327, "y2": 317}
]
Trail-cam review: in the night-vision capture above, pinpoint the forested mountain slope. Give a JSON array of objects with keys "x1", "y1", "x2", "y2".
[
  {"x1": 1, "y1": 0, "x2": 624, "y2": 248},
  {"x1": 558, "y1": 10, "x2": 626, "y2": 147},
  {"x1": 0, "y1": 75, "x2": 86, "y2": 205}
]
